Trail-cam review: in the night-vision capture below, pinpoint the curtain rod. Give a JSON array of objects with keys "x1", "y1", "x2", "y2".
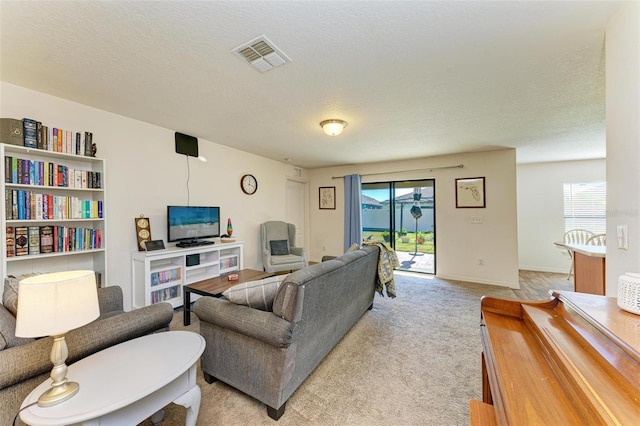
[{"x1": 331, "y1": 164, "x2": 464, "y2": 180}]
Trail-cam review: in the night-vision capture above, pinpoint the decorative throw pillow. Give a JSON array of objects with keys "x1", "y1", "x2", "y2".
[
  {"x1": 346, "y1": 243, "x2": 360, "y2": 253},
  {"x1": 3, "y1": 273, "x2": 40, "y2": 318},
  {"x1": 2, "y1": 276, "x2": 20, "y2": 317},
  {"x1": 270, "y1": 240, "x2": 290, "y2": 256},
  {"x1": 223, "y1": 275, "x2": 289, "y2": 311},
  {"x1": 0, "y1": 304, "x2": 34, "y2": 349}
]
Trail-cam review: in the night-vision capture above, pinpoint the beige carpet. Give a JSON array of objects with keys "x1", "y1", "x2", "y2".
[{"x1": 140, "y1": 272, "x2": 515, "y2": 426}]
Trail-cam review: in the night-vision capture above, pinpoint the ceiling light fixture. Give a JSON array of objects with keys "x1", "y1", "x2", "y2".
[{"x1": 320, "y1": 119, "x2": 348, "y2": 136}]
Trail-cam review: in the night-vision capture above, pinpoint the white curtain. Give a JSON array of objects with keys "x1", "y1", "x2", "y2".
[{"x1": 344, "y1": 174, "x2": 363, "y2": 250}]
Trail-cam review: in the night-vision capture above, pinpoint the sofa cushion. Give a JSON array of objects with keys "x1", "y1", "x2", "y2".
[
  {"x1": 223, "y1": 275, "x2": 288, "y2": 311},
  {"x1": 0, "y1": 304, "x2": 34, "y2": 349}
]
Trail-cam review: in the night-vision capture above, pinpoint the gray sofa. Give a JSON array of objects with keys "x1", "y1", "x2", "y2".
[
  {"x1": 0, "y1": 285, "x2": 174, "y2": 425},
  {"x1": 194, "y1": 245, "x2": 380, "y2": 420}
]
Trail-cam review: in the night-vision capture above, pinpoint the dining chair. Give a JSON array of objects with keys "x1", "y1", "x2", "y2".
[{"x1": 586, "y1": 233, "x2": 606, "y2": 246}]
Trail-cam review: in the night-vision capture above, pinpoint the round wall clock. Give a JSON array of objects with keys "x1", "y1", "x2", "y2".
[
  {"x1": 135, "y1": 216, "x2": 152, "y2": 251},
  {"x1": 240, "y1": 174, "x2": 258, "y2": 195}
]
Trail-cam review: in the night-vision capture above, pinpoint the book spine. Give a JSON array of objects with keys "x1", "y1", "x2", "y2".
[
  {"x1": 36, "y1": 121, "x2": 43, "y2": 149},
  {"x1": 6, "y1": 226, "x2": 15, "y2": 257},
  {"x1": 22, "y1": 159, "x2": 29, "y2": 184},
  {"x1": 15, "y1": 226, "x2": 28, "y2": 256},
  {"x1": 4, "y1": 156, "x2": 11, "y2": 183},
  {"x1": 75, "y1": 132, "x2": 81, "y2": 155},
  {"x1": 40, "y1": 225, "x2": 53, "y2": 253},
  {"x1": 47, "y1": 194, "x2": 53, "y2": 220},
  {"x1": 57, "y1": 128, "x2": 62, "y2": 152},
  {"x1": 4, "y1": 189, "x2": 12, "y2": 220},
  {"x1": 42, "y1": 193, "x2": 48, "y2": 219},
  {"x1": 28, "y1": 226, "x2": 40, "y2": 255},
  {"x1": 35, "y1": 193, "x2": 43, "y2": 220},
  {"x1": 11, "y1": 157, "x2": 17, "y2": 183},
  {"x1": 16, "y1": 158, "x2": 23, "y2": 184},
  {"x1": 23, "y1": 118, "x2": 37, "y2": 148},
  {"x1": 29, "y1": 160, "x2": 35, "y2": 185},
  {"x1": 66, "y1": 130, "x2": 72, "y2": 154},
  {"x1": 11, "y1": 190, "x2": 17, "y2": 219},
  {"x1": 17, "y1": 190, "x2": 24, "y2": 219},
  {"x1": 43, "y1": 125, "x2": 48, "y2": 151}
]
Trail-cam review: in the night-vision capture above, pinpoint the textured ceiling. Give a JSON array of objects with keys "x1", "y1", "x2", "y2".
[{"x1": 0, "y1": 1, "x2": 622, "y2": 168}]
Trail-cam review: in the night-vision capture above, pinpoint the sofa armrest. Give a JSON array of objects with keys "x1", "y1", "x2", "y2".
[
  {"x1": 97, "y1": 286, "x2": 124, "y2": 315},
  {"x1": 194, "y1": 297, "x2": 293, "y2": 348},
  {"x1": 0, "y1": 301, "x2": 173, "y2": 390}
]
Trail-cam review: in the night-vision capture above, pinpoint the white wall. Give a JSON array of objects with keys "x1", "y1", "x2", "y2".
[
  {"x1": 308, "y1": 149, "x2": 520, "y2": 288},
  {"x1": 0, "y1": 82, "x2": 306, "y2": 309},
  {"x1": 605, "y1": 1, "x2": 640, "y2": 295},
  {"x1": 517, "y1": 159, "x2": 606, "y2": 273}
]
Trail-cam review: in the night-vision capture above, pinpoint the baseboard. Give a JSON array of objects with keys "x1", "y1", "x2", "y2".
[
  {"x1": 434, "y1": 273, "x2": 519, "y2": 289},
  {"x1": 518, "y1": 266, "x2": 567, "y2": 274}
]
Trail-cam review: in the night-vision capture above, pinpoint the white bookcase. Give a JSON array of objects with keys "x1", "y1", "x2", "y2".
[
  {"x1": 1, "y1": 143, "x2": 107, "y2": 293},
  {"x1": 131, "y1": 242, "x2": 243, "y2": 309}
]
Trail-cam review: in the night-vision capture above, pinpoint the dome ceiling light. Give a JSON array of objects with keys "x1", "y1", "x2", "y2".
[{"x1": 320, "y1": 119, "x2": 348, "y2": 136}]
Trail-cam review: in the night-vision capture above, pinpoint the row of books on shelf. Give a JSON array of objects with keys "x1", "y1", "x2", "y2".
[
  {"x1": 6, "y1": 225, "x2": 103, "y2": 257},
  {"x1": 220, "y1": 257, "x2": 238, "y2": 269},
  {"x1": 0, "y1": 118, "x2": 96, "y2": 157},
  {"x1": 5, "y1": 189, "x2": 103, "y2": 220},
  {"x1": 150, "y1": 268, "x2": 182, "y2": 286},
  {"x1": 151, "y1": 286, "x2": 179, "y2": 303},
  {"x1": 4, "y1": 156, "x2": 102, "y2": 189}
]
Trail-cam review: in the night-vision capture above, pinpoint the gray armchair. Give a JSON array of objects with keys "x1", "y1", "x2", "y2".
[{"x1": 260, "y1": 221, "x2": 307, "y2": 273}]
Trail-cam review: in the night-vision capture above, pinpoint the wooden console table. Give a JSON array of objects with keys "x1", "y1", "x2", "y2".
[{"x1": 471, "y1": 290, "x2": 640, "y2": 425}]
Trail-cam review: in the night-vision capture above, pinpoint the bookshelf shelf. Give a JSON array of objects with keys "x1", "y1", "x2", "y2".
[
  {"x1": 1, "y1": 143, "x2": 107, "y2": 291},
  {"x1": 131, "y1": 242, "x2": 243, "y2": 309}
]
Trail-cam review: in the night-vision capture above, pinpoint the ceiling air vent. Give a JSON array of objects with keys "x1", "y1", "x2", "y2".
[{"x1": 232, "y1": 35, "x2": 291, "y2": 72}]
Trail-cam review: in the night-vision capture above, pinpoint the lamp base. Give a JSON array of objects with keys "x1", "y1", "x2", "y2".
[{"x1": 38, "y1": 380, "x2": 80, "y2": 407}]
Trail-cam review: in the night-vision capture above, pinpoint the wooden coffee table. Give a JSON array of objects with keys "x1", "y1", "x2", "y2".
[{"x1": 183, "y1": 269, "x2": 275, "y2": 326}]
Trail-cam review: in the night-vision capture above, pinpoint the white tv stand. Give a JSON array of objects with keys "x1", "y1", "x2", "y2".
[{"x1": 131, "y1": 241, "x2": 243, "y2": 309}]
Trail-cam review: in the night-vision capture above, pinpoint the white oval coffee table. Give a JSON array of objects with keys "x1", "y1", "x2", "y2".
[{"x1": 20, "y1": 330, "x2": 205, "y2": 426}]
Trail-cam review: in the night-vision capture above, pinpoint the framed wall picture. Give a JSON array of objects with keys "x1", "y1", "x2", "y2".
[
  {"x1": 455, "y1": 177, "x2": 486, "y2": 208},
  {"x1": 319, "y1": 186, "x2": 336, "y2": 210}
]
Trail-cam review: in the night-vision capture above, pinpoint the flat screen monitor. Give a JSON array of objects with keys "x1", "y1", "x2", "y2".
[{"x1": 167, "y1": 206, "x2": 220, "y2": 242}]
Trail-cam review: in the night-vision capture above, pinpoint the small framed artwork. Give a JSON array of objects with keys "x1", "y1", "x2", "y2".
[
  {"x1": 319, "y1": 186, "x2": 336, "y2": 210},
  {"x1": 455, "y1": 177, "x2": 486, "y2": 208}
]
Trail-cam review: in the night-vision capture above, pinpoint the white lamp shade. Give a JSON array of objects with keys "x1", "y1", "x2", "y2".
[{"x1": 15, "y1": 270, "x2": 99, "y2": 338}]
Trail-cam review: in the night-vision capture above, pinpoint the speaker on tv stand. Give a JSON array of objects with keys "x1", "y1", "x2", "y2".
[{"x1": 186, "y1": 254, "x2": 200, "y2": 267}]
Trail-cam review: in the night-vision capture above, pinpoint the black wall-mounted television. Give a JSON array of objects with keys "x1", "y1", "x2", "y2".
[{"x1": 167, "y1": 206, "x2": 220, "y2": 244}]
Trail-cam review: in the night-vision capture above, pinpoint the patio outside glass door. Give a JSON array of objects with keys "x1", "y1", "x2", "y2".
[{"x1": 361, "y1": 179, "x2": 435, "y2": 274}]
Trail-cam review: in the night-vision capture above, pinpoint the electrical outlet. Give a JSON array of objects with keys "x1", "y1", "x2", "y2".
[
  {"x1": 617, "y1": 225, "x2": 628, "y2": 249},
  {"x1": 470, "y1": 216, "x2": 483, "y2": 224}
]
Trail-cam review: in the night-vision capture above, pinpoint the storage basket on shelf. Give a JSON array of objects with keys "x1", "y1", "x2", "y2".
[{"x1": 617, "y1": 273, "x2": 640, "y2": 315}]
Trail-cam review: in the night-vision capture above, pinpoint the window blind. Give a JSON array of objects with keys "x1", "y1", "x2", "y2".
[{"x1": 563, "y1": 182, "x2": 606, "y2": 234}]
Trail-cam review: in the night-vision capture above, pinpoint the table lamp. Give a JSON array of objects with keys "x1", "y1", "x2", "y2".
[{"x1": 15, "y1": 270, "x2": 99, "y2": 407}]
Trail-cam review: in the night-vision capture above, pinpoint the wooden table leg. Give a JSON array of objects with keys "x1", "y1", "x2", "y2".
[{"x1": 183, "y1": 288, "x2": 192, "y2": 326}]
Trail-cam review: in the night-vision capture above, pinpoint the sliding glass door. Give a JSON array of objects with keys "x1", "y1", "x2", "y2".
[{"x1": 361, "y1": 179, "x2": 435, "y2": 274}]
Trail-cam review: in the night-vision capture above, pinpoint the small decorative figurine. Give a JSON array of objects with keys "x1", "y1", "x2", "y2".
[{"x1": 227, "y1": 218, "x2": 233, "y2": 237}]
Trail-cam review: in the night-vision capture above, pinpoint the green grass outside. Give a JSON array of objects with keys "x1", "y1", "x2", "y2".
[{"x1": 363, "y1": 231, "x2": 434, "y2": 254}]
